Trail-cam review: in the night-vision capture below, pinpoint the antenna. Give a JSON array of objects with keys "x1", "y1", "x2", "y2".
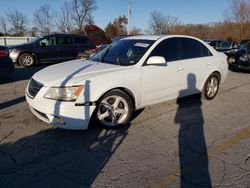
[{"x1": 127, "y1": 0, "x2": 131, "y2": 35}]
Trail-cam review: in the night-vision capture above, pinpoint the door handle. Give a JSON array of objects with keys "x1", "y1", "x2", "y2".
[
  {"x1": 206, "y1": 62, "x2": 212, "y2": 67},
  {"x1": 177, "y1": 67, "x2": 184, "y2": 72}
]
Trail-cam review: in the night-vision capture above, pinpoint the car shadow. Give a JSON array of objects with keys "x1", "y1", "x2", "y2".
[
  {"x1": 1, "y1": 61, "x2": 145, "y2": 187},
  {"x1": 0, "y1": 96, "x2": 26, "y2": 110},
  {"x1": 0, "y1": 64, "x2": 48, "y2": 84},
  {"x1": 228, "y1": 64, "x2": 250, "y2": 73},
  {"x1": 0, "y1": 124, "x2": 129, "y2": 187},
  {"x1": 174, "y1": 73, "x2": 211, "y2": 188}
]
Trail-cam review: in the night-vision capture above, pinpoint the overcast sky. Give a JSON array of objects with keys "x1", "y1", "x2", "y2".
[{"x1": 0, "y1": 0, "x2": 231, "y2": 31}]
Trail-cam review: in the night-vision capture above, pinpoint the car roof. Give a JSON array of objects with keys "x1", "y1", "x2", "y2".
[
  {"x1": 43, "y1": 33, "x2": 88, "y2": 38},
  {"x1": 122, "y1": 34, "x2": 206, "y2": 42},
  {"x1": 123, "y1": 35, "x2": 164, "y2": 41}
]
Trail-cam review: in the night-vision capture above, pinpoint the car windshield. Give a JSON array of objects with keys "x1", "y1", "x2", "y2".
[
  {"x1": 239, "y1": 43, "x2": 247, "y2": 52},
  {"x1": 217, "y1": 41, "x2": 232, "y2": 49},
  {"x1": 89, "y1": 39, "x2": 154, "y2": 66}
]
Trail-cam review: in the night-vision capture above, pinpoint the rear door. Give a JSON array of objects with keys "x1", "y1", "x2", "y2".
[
  {"x1": 57, "y1": 36, "x2": 78, "y2": 62},
  {"x1": 74, "y1": 36, "x2": 96, "y2": 58},
  {"x1": 179, "y1": 37, "x2": 214, "y2": 93}
]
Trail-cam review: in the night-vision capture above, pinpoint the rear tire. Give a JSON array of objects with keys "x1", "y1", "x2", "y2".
[
  {"x1": 202, "y1": 73, "x2": 220, "y2": 100},
  {"x1": 19, "y1": 53, "x2": 35, "y2": 67},
  {"x1": 95, "y1": 90, "x2": 134, "y2": 129}
]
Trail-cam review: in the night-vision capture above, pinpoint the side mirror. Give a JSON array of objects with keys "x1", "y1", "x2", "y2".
[{"x1": 146, "y1": 56, "x2": 166, "y2": 65}]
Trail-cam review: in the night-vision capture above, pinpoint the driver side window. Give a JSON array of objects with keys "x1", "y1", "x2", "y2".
[
  {"x1": 39, "y1": 36, "x2": 56, "y2": 46},
  {"x1": 150, "y1": 38, "x2": 180, "y2": 62}
]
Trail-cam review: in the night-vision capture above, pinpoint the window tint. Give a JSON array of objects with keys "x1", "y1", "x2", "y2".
[
  {"x1": 180, "y1": 38, "x2": 203, "y2": 59},
  {"x1": 57, "y1": 36, "x2": 74, "y2": 45},
  {"x1": 39, "y1": 36, "x2": 56, "y2": 46},
  {"x1": 201, "y1": 43, "x2": 212, "y2": 57},
  {"x1": 150, "y1": 38, "x2": 180, "y2": 62},
  {"x1": 74, "y1": 37, "x2": 89, "y2": 44},
  {"x1": 219, "y1": 41, "x2": 231, "y2": 49}
]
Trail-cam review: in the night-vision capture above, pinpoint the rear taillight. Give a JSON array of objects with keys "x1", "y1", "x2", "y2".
[
  {"x1": 227, "y1": 57, "x2": 235, "y2": 64},
  {"x1": 0, "y1": 50, "x2": 9, "y2": 57}
]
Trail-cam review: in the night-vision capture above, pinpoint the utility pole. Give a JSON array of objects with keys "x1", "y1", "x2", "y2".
[{"x1": 127, "y1": 0, "x2": 131, "y2": 35}]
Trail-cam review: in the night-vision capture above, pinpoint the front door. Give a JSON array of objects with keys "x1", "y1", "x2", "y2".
[
  {"x1": 35, "y1": 36, "x2": 59, "y2": 63},
  {"x1": 141, "y1": 38, "x2": 187, "y2": 106}
]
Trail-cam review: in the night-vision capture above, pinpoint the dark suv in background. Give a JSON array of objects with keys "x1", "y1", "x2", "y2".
[
  {"x1": 204, "y1": 39, "x2": 238, "y2": 54},
  {"x1": 8, "y1": 25, "x2": 112, "y2": 67},
  {"x1": 227, "y1": 39, "x2": 250, "y2": 71},
  {"x1": 9, "y1": 34, "x2": 96, "y2": 67}
]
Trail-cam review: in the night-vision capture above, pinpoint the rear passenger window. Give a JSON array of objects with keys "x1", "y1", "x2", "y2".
[
  {"x1": 74, "y1": 37, "x2": 89, "y2": 45},
  {"x1": 180, "y1": 38, "x2": 202, "y2": 59},
  {"x1": 201, "y1": 43, "x2": 212, "y2": 57},
  {"x1": 150, "y1": 38, "x2": 180, "y2": 62},
  {"x1": 180, "y1": 38, "x2": 212, "y2": 59},
  {"x1": 57, "y1": 36, "x2": 74, "y2": 45}
]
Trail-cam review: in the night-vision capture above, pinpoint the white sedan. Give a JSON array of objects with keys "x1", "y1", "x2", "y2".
[{"x1": 25, "y1": 35, "x2": 228, "y2": 130}]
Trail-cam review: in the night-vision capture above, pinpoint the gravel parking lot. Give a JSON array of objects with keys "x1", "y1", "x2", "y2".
[{"x1": 0, "y1": 66, "x2": 250, "y2": 188}]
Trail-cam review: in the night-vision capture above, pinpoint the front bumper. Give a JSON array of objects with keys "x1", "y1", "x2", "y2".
[
  {"x1": 9, "y1": 51, "x2": 19, "y2": 63},
  {"x1": 25, "y1": 89, "x2": 96, "y2": 130}
]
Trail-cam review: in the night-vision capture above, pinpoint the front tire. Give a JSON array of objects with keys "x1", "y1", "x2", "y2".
[
  {"x1": 19, "y1": 53, "x2": 35, "y2": 67},
  {"x1": 202, "y1": 73, "x2": 220, "y2": 100},
  {"x1": 95, "y1": 90, "x2": 134, "y2": 129}
]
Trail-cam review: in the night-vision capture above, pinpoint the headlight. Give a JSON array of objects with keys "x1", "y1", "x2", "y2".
[{"x1": 44, "y1": 85, "x2": 84, "y2": 101}]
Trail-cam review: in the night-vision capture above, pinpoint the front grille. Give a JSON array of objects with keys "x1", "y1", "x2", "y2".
[{"x1": 28, "y1": 79, "x2": 43, "y2": 98}]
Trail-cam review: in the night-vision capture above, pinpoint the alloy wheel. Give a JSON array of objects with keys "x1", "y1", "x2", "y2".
[
  {"x1": 21, "y1": 54, "x2": 34, "y2": 66},
  {"x1": 97, "y1": 95, "x2": 129, "y2": 127},
  {"x1": 206, "y1": 76, "x2": 219, "y2": 98}
]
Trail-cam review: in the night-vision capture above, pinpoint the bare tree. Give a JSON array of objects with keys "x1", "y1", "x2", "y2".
[
  {"x1": 30, "y1": 27, "x2": 39, "y2": 37},
  {"x1": 85, "y1": 14, "x2": 95, "y2": 25},
  {"x1": 231, "y1": 0, "x2": 250, "y2": 22},
  {"x1": 0, "y1": 16, "x2": 8, "y2": 35},
  {"x1": 149, "y1": 11, "x2": 179, "y2": 34},
  {"x1": 6, "y1": 9, "x2": 28, "y2": 36},
  {"x1": 130, "y1": 27, "x2": 141, "y2": 35},
  {"x1": 33, "y1": 4, "x2": 54, "y2": 35},
  {"x1": 226, "y1": 0, "x2": 250, "y2": 40},
  {"x1": 72, "y1": 0, "x2": 97, "y2": 32},
  {"x1": 56, "y1": 1, "x2": 74, "y2": 33}
]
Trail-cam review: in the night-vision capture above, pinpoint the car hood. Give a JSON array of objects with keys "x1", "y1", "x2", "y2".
[
  {"x1": 32, "y1": 60, "x2": 127, "y2": 86},
  {"x1": 8, "y1": 43, "x2": 30, "y2": 49}
]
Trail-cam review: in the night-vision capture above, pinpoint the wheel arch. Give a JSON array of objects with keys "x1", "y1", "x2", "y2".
[
  {"x1": 18, "y1": 52, "x2": 38, "y2": 65},
  {"x1": 200, "y1": 70, "x2": 221, "y2": 90},
  {"x1": 201, "y1": 71, "x2": 221, "y2": 100},
  {"x1": 96, "y1": 87, "x2": 136, "y2": 110},
  {"x1": 212, "y1": 71, "x2": 221, "y2": 81}
]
